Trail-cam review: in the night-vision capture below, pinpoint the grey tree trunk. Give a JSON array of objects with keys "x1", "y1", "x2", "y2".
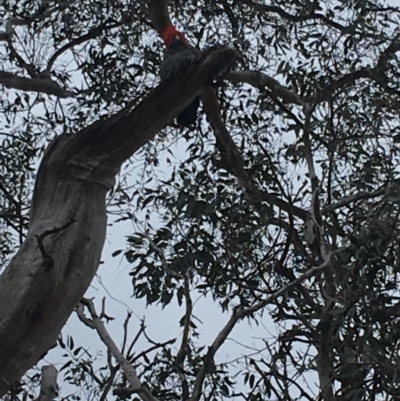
[{"x1": 0, "y1": 46, "x2": 236, "y2": 396}]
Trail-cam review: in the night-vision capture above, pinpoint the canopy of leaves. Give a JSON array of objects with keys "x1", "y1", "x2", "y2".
[{"x1": 2, "y1": 0, "x2": 400, "y2": 400}]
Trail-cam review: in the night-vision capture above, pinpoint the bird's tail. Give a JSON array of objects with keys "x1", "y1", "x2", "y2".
[{"x1": 177, "y1": 96, "x2": 200, "y2": 127}]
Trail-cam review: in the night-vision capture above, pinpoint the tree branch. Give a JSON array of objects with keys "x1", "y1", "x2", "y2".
[
  {"x1": 322, "y1": 187, "x2": 386, "y2": 214},
  {"x1": 316, "y1": 34, "x2": 400, "y2": 102},
  {"x1": 45, "y1": 21, "x2": 129, "y2": 74},
  {"x1": 0, "y1": 44, "x2": 236, "y2": 397},
  {"x1": 189, "y1": 248, "x2": 345, "y2": 401},
  {"x1": 175, "y1": 274, "x2": 192, "y2": 401},
  {"x1": 145, "y1": 0, "x2": 307, "y2": 222},
  {"x1": 0, "y1": 18, "x2": 26, "y2": 41},
  {"x1": 77, "y1": 298, "x2": 159, "y2": 401},
  {"x1": 69, "y1": 45, "x2": 237, "y2": 168},
  {"x1": 225, "y1": 70, "x2": 307, "y2": 105},
  {"x1": 0, "y1": 71, "x2": 75, "y2": 97},
  {"x1": 242, "y1": 0, "x2": 354, "y2": 33}
]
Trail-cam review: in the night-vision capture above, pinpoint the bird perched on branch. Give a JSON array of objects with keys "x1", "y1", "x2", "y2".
[{"x1": 160, "y1": 24, "x2": 200, "y2": 128}]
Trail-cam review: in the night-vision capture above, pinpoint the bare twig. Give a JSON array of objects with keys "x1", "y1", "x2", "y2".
[
  {"x1": 121, "y1": 311, "x2": 132, "y2": 355},
  {"x1": 77, "y1": 298, "x2": 159, "y2": 401},
  {"x1": 45, "y1": 21, "x2": 128, "y2": 74},
  {"x1": 126, "y1": 320, "x2": 146, "y2": 359},
  {"x1": 130, "y1": 338, "x2": 176, "y2": 364}
]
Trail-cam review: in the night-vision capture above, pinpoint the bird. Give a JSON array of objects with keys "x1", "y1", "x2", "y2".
[{"x1": 159, "y1": 24, "x2": 200, "y2": 128}]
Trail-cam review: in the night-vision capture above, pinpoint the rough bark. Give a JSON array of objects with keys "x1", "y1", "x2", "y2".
[{"x1": 0, "y1": 46, "x2": 237, "y2": 396}]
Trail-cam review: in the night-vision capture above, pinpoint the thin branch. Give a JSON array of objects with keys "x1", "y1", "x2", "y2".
[
  {"x1": 45, "y1": 21, "x2": 128, "y2": 74},
  {"x1": 316, "y1": 34, "x2": 400, "y2": 102},
  {"x1": 201, "y1": 86, "x2": 309, "y2": 221},
  {"x1": 322, "y1": 188, "x2": 386, "y2": 214},
  {"x1": 130, "y1": 338, "x2": 176, "y2": 364},
  {"x1": 0, "y1": 2, "x2": 79, "y2": 81},
  {"x1": 257, "y1": 360, "x2": 315, "y2": 401},
  {"x1": 0, "y1": 71, "x2": 76, "y2": 97},
  {"x1": 302, "y1": 103, "x2": 319, "y2": 191},
  {"x1": 0, "y1": 181, "x2": 20, "y2": 210},
  {"x1": 219, "y1": 0, "x2": 239, "y2": 37},
  {"x1": 176, "y1": 274, "x2": 192, "y2": 365},
  {"x1": 121, "y1": 311, "x2": 132, "y2": 355},
  {"x1": 242, "y1": 0, "x2": 355, "y2": 33},
  {"x1": 316, "y1": 69, "x2": 372, "y2": 103},
  {"x1": 204, "y1": 81, "x2": 310, "y2": 221},
  {"x1": 376, "y1": 34, "x2": 400, "y2": 72},
  {"x1": 126, "y1": 320, "x2": 146, "y2": 360},
  {"x1": 99, "y1": 364, "x2": 119, "y2": 401},
  {"x1": 145, "y1": 233, "x2": 183, "y2": 279},
  {"x1": 77, "y1": 298, "x2": 159, "y2": 401},
  {"x1": 188, "y1": 248, "x2": 345, "y2": 401},
  {"x1": 225, "y1": 70, "x2": 306, "y2": 106}
]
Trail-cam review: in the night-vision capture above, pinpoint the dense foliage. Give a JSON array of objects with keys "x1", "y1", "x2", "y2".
[{"x1": 2, "y1": 0, "x2": 400, "y2": 400}]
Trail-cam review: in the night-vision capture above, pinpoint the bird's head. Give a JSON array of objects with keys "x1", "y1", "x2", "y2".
[{"x1": 162, "y1": 24, "x2": 189, "y2": 49}]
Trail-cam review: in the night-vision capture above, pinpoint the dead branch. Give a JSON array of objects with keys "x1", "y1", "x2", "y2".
[{"x1": 77, "y1": 298, "x2": 159, "y2": 401}]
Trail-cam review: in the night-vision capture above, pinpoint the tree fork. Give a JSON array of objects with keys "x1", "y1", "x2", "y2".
[{"x1": 0, "y1": 45, "x2": 237, "y2": 396}]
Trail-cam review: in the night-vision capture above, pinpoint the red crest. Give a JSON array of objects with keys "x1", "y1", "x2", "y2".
[{"x1": 162, "y1": 24, "x2": 188, "y2": 48}]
